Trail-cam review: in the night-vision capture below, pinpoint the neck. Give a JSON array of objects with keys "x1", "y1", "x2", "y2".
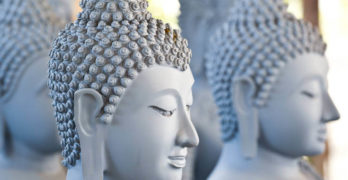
[
  {"x1": 0, "y1": 138, "x2": 62, "y2": 173},
  {"x1": 212, "y1": 135, "x2": 302, "y2": 178}
]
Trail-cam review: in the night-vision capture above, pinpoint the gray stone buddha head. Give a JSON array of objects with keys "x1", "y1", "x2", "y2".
[
  {"x1": 0, "y1": 0, "x2": 64, "y2": 158},
  {"x1": 48, "y1": 0, "x2": 198, "y2": 179},
  {"x1": 48, "y1": 0, "x2": 76, "y2": 22},
  {"x1": 179, "y1": 0, "x2": 235, "y2": 79},
  {"x1": 206, "y1": 0, "x2": 340, "y2": 159}
]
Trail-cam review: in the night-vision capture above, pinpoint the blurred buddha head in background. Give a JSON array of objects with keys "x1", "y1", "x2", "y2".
[
  {"x1": 0, "y1": 0, "x2": 64, "y2": 159},
  {"x1": 206, "y1": 0, "x2": 340, "y2": 159}
]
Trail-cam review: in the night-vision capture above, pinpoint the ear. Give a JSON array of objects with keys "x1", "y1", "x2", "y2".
[
  {"x1": 74, "y1": 88, "x2": 106, "y2": 180},
  {"x1": 232, "y1": 76, "x2": 259, "y2": 159}
]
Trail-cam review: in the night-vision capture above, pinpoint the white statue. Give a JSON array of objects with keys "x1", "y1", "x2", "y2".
[
  {"x1": 179, "y1": 0, "x2": 235, "y2": 179},
  {"x1": 48, "y1": 0, "x2": 199, "y2": 179},
  {"x1": 205, "y1": 0, "x2": 340, "y2": 179},
  {"x1": 0, "y1": 0, "x2": 66, "y2": 179}
]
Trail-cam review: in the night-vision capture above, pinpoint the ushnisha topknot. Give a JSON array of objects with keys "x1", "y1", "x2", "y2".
[
  {"x1": 205, "y1": 0, "x2": 326, "y2": 141},
  {"x1": 0, "y1": 0, "x2": 64, "y2": 101},
  {"x1": 48, "y1": 0, "x2": 192, "y2": 167}
]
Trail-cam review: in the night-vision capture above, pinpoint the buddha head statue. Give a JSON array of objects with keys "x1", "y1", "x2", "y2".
[
  {"x1": 179, "y1": 0, "x2": 235, "y2": 79},
  {"x1": 0, "y1": 0, "x2": 64, "y2": 163},
  {"x1": 48, "y1": 0, "x2": 199, "y2": 179},
  {"x1": 48, "y1": 0, "x2": 76, "y2": 22},
  {"x1": 205, "y1": 0, "x2": 340, "y2": 159}
]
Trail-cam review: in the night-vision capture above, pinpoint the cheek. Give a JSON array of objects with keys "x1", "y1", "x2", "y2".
[
  {"x1": 131, "y1": 110, "x2": 178, "y2": 152},
  {"x1": 290, "y1": 96, "x2": 324, "y2": 154},
  {"x1": 4, "y1": 93, "x2": 59, "y2": 152},
  {"x1": 106, "y1": 110, "x2": 179, "y2": 178},
  {"x1": 286, "y1": 95, "x2": 323, "y2": 141},
  {"x1": 20, "y1": 93, "x2": 56, "y2": 133},
  {"x1": 260, "y1": 96, "x2": 322, "y2": 156},
  {"x1": 5, "y1": 104, "x2": 33, "y2": 140}
]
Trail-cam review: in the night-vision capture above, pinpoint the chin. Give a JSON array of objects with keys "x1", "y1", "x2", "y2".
[
  {"x1": 304, "y1": 144, "x2": 326, "y2": 156},
  {"x1": 166, "y1": 167, "x2": 183, "y2": 180}
]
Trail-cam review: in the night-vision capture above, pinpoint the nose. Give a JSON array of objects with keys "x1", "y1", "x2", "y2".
[
  {"x1": 322, "y1": 92, "x2": 340, "y2": 123},
  {"x1": 175, "y1": 110, "x2": 199, "y2": 148}
]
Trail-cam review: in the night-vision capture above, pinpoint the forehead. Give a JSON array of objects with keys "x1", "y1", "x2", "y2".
[
  {"x1": 274, "y1": 53, "x2": 329, "y2": 92},
  {"x1": 119, "y1": 65, "x2": 194, "y2": 104}
]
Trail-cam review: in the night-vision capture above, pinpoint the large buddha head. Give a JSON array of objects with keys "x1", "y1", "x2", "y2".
[
  {"x1": 48, "y1": 0, "x2": 198, "y2": 179},
  {"x1": 206, "y1": 0, "x2": 340, "y2": 159},
  {"x1": 0, "y1": 0, "x2": 64, "y2": 157}
]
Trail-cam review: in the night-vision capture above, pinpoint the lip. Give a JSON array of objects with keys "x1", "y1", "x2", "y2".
[
  {"x1": 318, "y1": 136, "x2": 326, "y2": 142},
  {"x1": 317, "y1": 130, "x2": 327, "y2": 143},
  {"x1": 168, "y1": 156, "x2": 186, "y2": 169},
  {"x1": 317, "y1": 125, "x2": 327, "y2": 142}
]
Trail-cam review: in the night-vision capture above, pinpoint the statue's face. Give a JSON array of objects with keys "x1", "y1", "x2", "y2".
[
  {"x1": 258, "y1": 53, "x2": 340, "y2": 157},
  {"x1": 2, "y1": 59, "x2": 60, "y2": 154},
  {"x1": 104, "y1": 66, "x2": 199, "y2": 180}
]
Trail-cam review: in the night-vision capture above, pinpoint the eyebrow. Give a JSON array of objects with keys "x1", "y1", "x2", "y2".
[
  {"x1": 288, "y1": 75, "x2": 325, "y2": 96},
  {"x1": 299, "y1": 75, "x2": 326, "y2": 87},
  {"x1": 154, "y1": 88, "x2": 180, "y2": 99},
  {"x1": 152, "y1": 88, "x2": 190, "y2": 107}
]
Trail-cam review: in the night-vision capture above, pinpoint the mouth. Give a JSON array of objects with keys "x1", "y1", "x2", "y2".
[
  {"x1": 318, "y1": 136, "x2": 327, "y2": 143},
  {"x1": 168, "y1": 156, "x2": 186, "y2": 169},
  {"x1": 318, "y1": 127, "x2": 327, "y2": 142}
]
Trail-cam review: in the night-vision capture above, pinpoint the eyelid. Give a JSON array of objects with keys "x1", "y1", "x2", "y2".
[
  {"x1": 301, "y1": 90, "x2": 315, "y2": 98},
  {"x1": 149, "y1": 105, "x2": 176, "y2": 117},
  {"x1": 149, "y1": 105, "x2": 176, "y2": 112}
]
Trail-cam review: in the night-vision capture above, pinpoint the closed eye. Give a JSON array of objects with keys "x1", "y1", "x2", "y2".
[
  {"x1": 301, "y1": 91, "x2": 315, "y2": 98},
  {"x1": 149, "y1": 106, "x2": 176, "y2": 117}
]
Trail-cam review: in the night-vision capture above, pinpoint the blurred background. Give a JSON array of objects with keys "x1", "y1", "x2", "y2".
[{"x1": 70, "y1": 0, "x2": 348, "y2": 179}]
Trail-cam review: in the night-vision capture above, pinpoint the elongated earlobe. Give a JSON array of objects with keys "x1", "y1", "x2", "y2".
[
  {"x1": 74, "y1": 88, "x2": 106, "y2": 180},
  {"x1": 232, "y1": 76, "x2": 259, "y2": 159}
]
